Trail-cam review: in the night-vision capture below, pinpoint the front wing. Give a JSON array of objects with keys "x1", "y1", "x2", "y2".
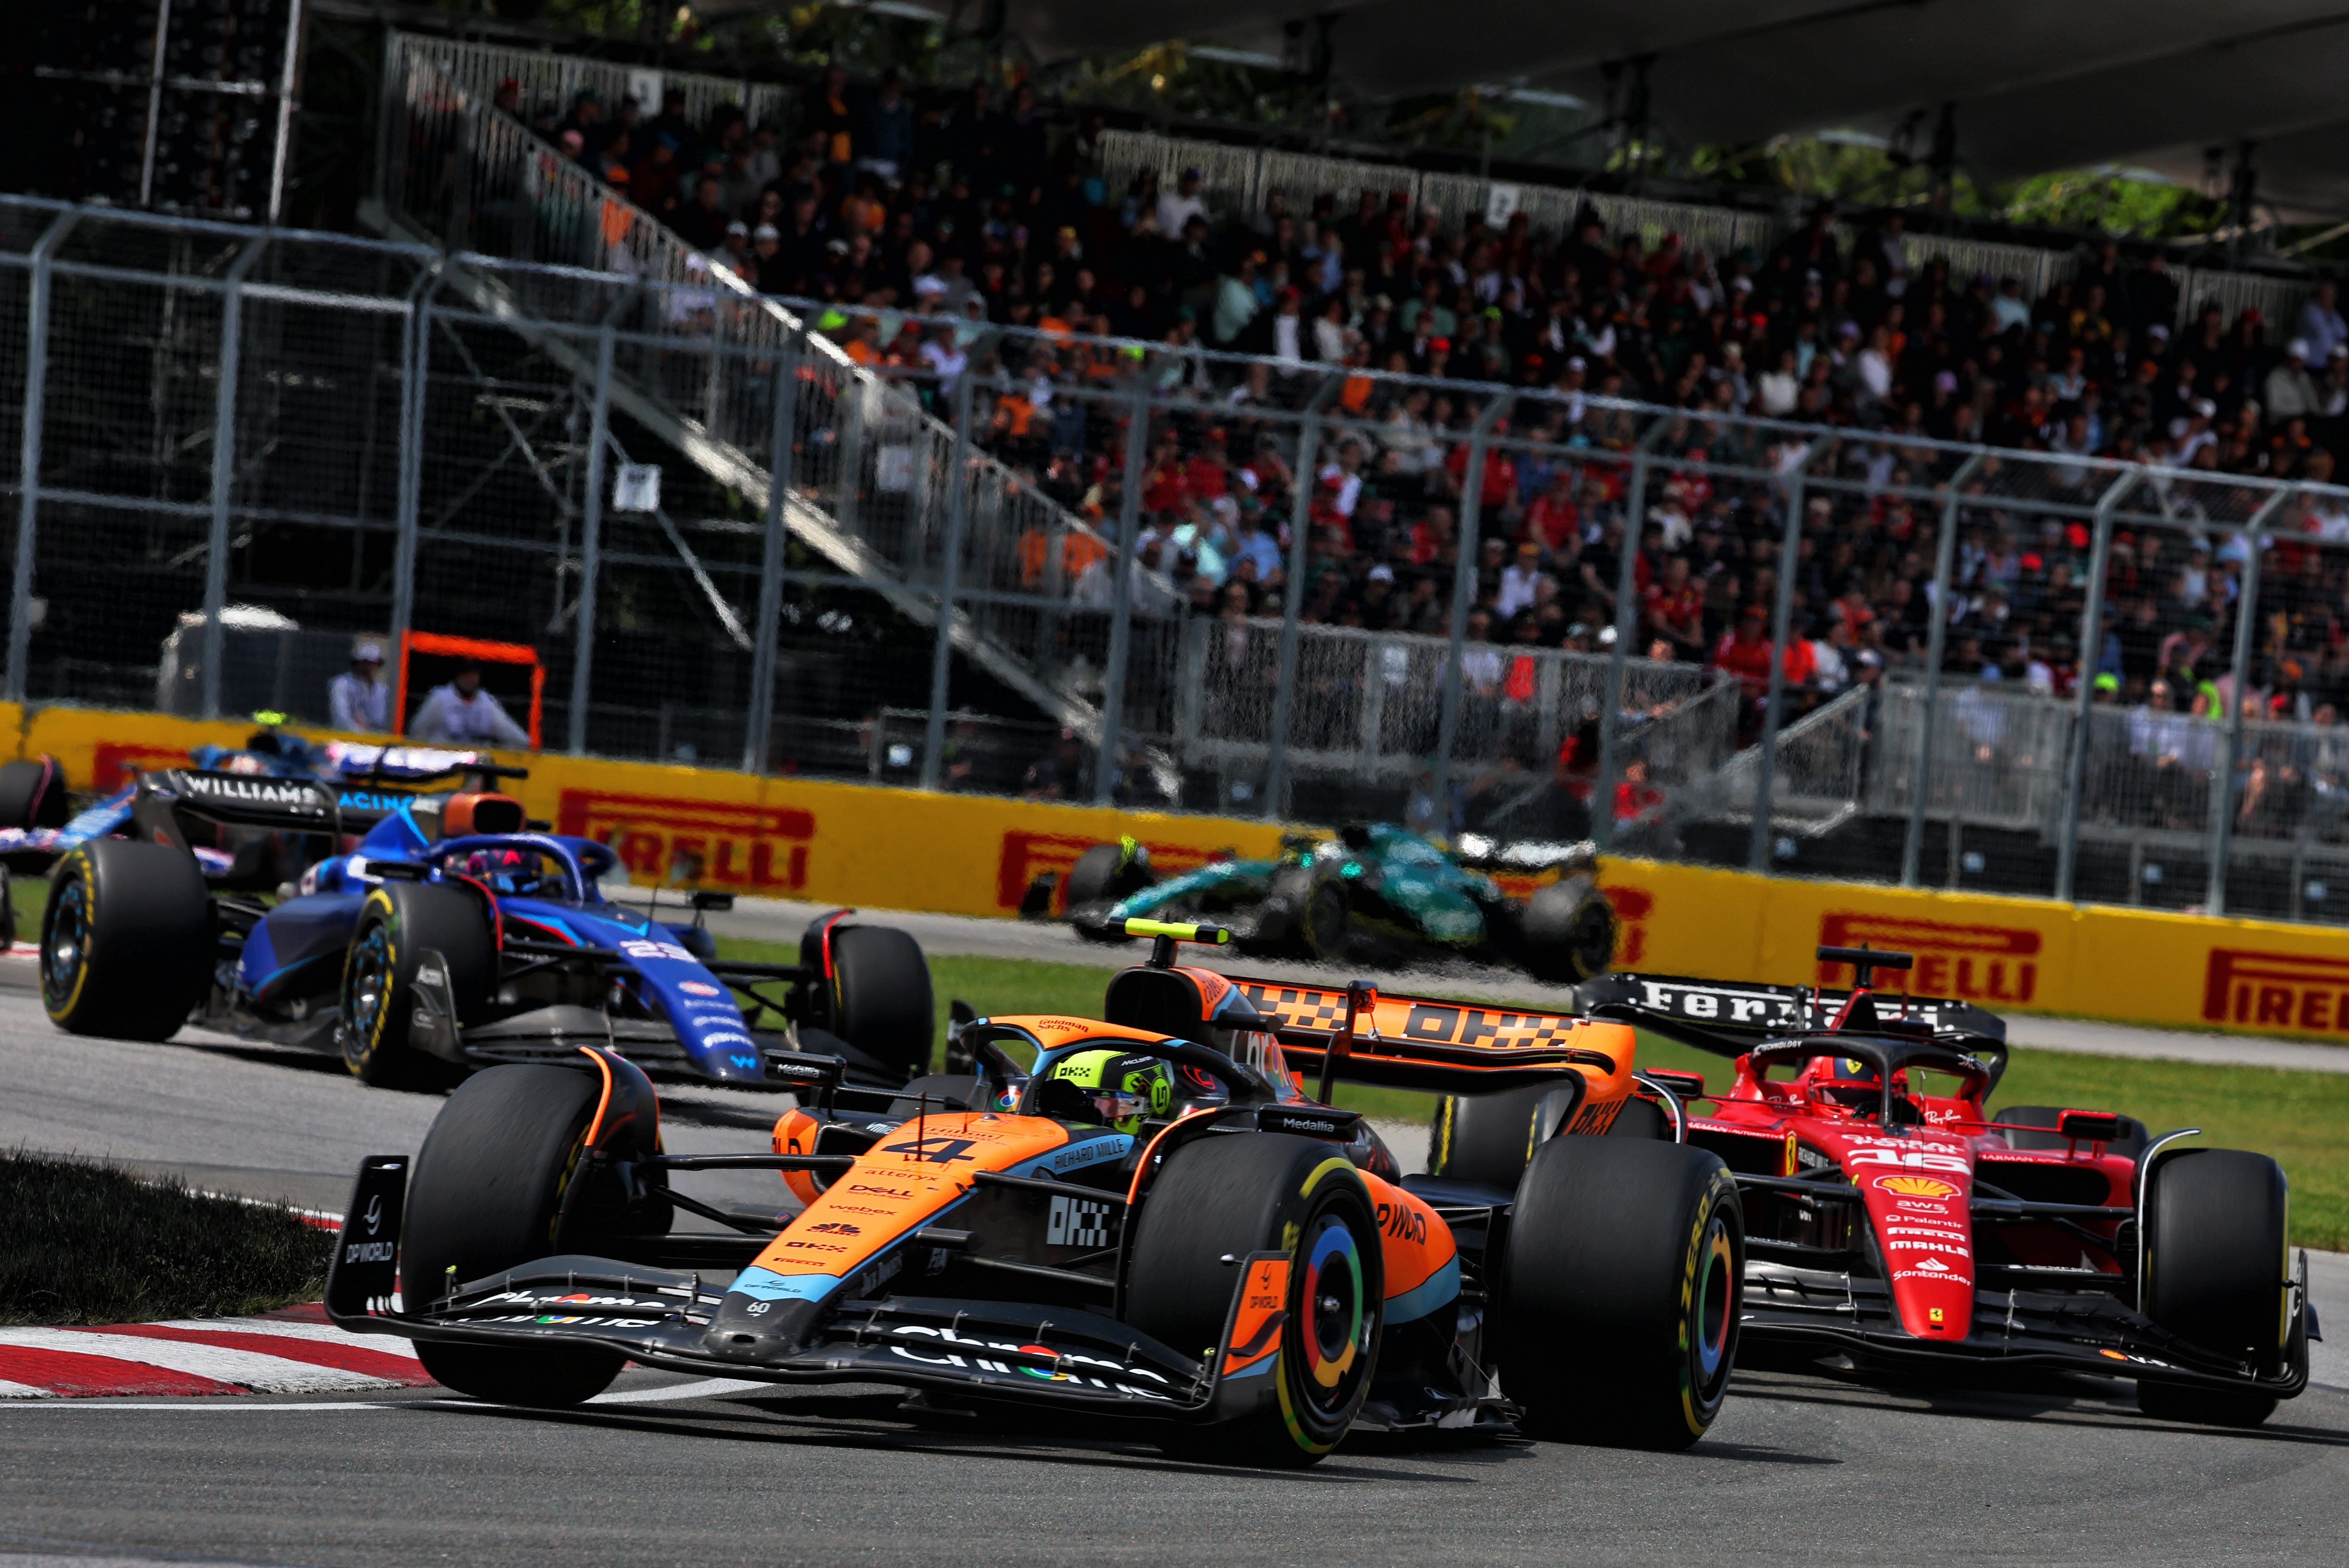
[
  {"x1": 324, "y1": 1156, "x2": 1284, "y2": 1424},
  {"x1": 1742, "y1": 1256, "x2": 2315, "y2": 1399}
]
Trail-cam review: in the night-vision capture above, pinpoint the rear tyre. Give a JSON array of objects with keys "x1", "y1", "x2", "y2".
[
  {"x1": 1298, "y1": 881, "x2": 1349, "y2": 962},
  {"x1": 1126, "y1": 1134, "x2": 1382, "y2": 1467},
  {"x1": 42, "y1": 839, "x2": 212, "y2": 1042},
  {"x1": 1426, "y1": 1083, "x2": 1574, "y2": 1187},
  {"x1": 1993, "y1": 1104, "x2": 2151, "y2": 1163},
  {"x1": 2136, "y1": 1147, "x2": 2287, "y2": 1428},
  {"x1": 888, "y1": 1073, "x2": 982, "y2": 1118},
  {"x1": 402, "y1": 1063, "x2": 633, "y2": 1406},
  {"x1": 1606, "y1": 1097, "x2": 1672, "y2": 1140},
  {"x1": 828, "y1": 924, "x2": 934, "y2": 1079},
  {"x1": 1499, "y1": 1136, "x2": 1742, "y2": 1449},
  {"x1": 1518, "y1": 877, "x2": 1617, "y2": 984},
  {"x1": 0, "y1": 755, "x2": 68, "y2": 831},
  {"x1": 338, "y1": 880, "x2": 492, "y2": 1087}
]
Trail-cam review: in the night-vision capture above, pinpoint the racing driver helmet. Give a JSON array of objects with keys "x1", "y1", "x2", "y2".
[
  {"x1": 1809, "y1": 1055, "x2": 1921, "y2": 1123},
  {"x1": 1038, "y1": 1048, "x2": 1173, "y2": 1134}
]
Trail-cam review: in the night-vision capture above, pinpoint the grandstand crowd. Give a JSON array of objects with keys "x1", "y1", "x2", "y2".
[{"x1": 518, "y1": 68, "x2": 2349, "y2": 767}]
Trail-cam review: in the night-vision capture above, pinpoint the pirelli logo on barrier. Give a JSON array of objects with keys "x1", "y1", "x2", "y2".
[
  {"x1": 993, "y1": 830, "x2": 1225, "y2": 911},
  {"x1": 557, "y1": 789, "x2": 814, "y2": 891},
  {"x1": 2202, "y1": 947, "x2": 2349, "y2": 1032},
  {"x1": 1816, "y1": 912, "x2": 2041, "y2": 1004}
]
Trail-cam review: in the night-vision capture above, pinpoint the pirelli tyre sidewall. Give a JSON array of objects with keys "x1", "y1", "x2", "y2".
[
  {"x1": 401, "y1": 1063, "x2": 624, "y2": 1406},
  {"x1": 1127, "y1": 1133, "x2": 1384, "y2": 1466},
  {"x1": 42, "y1": 839, "x2": 212, "y2": 1042},
  {"x1": 338, "y1": 879, "x2": 492, "y2": 1085},
  {"x1": 2137, "y1": 1147, "x2": 2289, "y2": 1427},
  {"x1": 1500, "y1": 1136, "x2": 1743, "y2": 1448}
]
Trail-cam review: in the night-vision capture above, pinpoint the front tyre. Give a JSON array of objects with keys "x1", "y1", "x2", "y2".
[
  {"x1": 338, "y1": 880, "x2": 491, "y2": 1087},
  {"x1": 402, "y1": 1063, "x2": 640, "y2": 1406},
  {"x1": 42, "y1": 839, "x2": 212, "y2": 1041},
  {"x1": 2137, "y1": 1147, "x2": 2287, "y2": 1428},
  {"x1": 1126, "y1": 1134, "x2": 1383, "y2": 1467},
  {"x1": 1499, "y1": 1136, "x2": 1742, "y2": 1449}
]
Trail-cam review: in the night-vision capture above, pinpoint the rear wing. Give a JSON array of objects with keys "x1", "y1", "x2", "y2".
[
  {"x1": 140, "y1": 756, "x2": 530, "y2": 837},
  {"x1": 1577, "y1": 971, "x2": 2008, "y2": 1065},
  {"x1": 1227, "y1": 975, "x2": 1626, "y2": 1096}
]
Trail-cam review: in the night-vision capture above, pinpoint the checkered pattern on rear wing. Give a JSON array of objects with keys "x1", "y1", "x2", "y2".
[{"x1": 1227, "y1": 977, "x2": 1622, "y2": 1092}]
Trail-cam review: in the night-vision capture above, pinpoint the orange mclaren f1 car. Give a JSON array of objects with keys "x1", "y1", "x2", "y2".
[{"x1": 326, "y1": 920, "x2": 1745, "y2": 1462}]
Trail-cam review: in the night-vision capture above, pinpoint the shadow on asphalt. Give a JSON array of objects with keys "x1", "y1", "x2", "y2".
[
  {"x1": 392, "y1": 1391, "x2": 1528, "y2": 1480},
  {"x1": 1738, "y1": 1369, "x2": 2349, "y2": 1446}
]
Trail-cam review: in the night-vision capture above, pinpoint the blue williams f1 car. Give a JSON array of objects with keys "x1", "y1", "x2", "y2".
[{"x1": 38, "y1": 751, "x2": 932, "y2": 1090}]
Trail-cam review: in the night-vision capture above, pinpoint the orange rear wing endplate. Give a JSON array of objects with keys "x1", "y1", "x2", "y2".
[{"x1": 1226, "y1": 976, "x2": 1626, "y2": 1095}]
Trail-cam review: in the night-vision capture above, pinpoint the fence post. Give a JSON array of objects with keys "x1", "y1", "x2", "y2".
[
  {"x1": 744, "y1": 330, "x2": 802, "y2": 774},
  {"x1": 1263, "y1": 376, "x2": 1345, "y2": 818},
  {"x1": 7, "y1": 211, "x2": 77, "y2": 706},
  {"x1": 200, "y1": 236, "x2": 268, "y2": 722},
  {"x1": 1901, "y1": 448, "x2": 1988, "y2": 886},
  {"x1": 569, "y1": 322, "x2": 617, "y2": 756},
  {"x1": 1593, "y1": 416, "x2": 1672, "y2": 852},
  {"x1": 1748, "y1": 434, "x2": 1835, "y2": 873},
  {"x1": 1430, "y1": 395, "x2": 1515, "y2": 824},
  {"x1": 387, "y1": 266, "x2": 442, "y2": 713},
  {"x1": 2208, "y1": 487, "x2": 2292, "y2": 916},
  {"x1": 2055, "y1": 469, "x2": 2143, "y2": 902},
  {"x1": 919, "y1": 349, "x2": 983, "y2": 790},
  {"x1": 1093, "y1": 383, "x2": 1151, "y2": 806}
]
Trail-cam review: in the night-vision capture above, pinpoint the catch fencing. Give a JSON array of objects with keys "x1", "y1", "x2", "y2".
[{"x1": 13, "y1": 171, "x2": 2349, "y2": 927}]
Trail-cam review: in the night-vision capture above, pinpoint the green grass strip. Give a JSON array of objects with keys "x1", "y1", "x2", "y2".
[{"x1": 0, "y1": 1151, "x2": 336, "y2": 1326}]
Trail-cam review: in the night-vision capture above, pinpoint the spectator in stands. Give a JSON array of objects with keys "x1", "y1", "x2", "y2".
[
  {"x1": 806, "y1": 65, "x2": 858, "y2": 171},
  {"x1": 410, "y1": 662, "x2": 532, "y2": 749},
  {"x1": 1158, "y1": 168, "x2": 1207, "y2": 240},
  {"x1": 327, "y1": 641, "x2": 390, "y2": 733},
  {"x1": 675, "y1": 175, "x2": 730, "y2": 251}
]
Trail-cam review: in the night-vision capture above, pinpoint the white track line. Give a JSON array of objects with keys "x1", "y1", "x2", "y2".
[{"x1": 589, "y1": 1378, "x2": 769, "y2": 1404}]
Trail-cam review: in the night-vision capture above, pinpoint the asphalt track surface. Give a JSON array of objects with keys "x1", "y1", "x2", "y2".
[{"x1": 5, "y1": 928, "x2": 2349, "y2": 1564}]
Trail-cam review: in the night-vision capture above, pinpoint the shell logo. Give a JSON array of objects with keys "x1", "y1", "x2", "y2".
[{"x1": 1875, "y1": 1174, "x2": 1961, "y2": 1200}]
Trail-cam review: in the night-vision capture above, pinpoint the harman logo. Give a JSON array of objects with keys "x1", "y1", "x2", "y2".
[
  {"x1": 559, "y1": 789, "x2": 814, "y2": 891},
  {"x1": 2201, "y1": 947, "x2": 2349, "y2": 1032},
  {"x1": 1816, "y1": 912, "x2": 2041, "y2": 1004}
]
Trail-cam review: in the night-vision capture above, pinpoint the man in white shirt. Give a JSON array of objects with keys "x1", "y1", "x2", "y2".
[
  {"x1": 1156, "y1": 168, "x2": 1206, "y2": 239},
  {"x1": 326, "y1": 641, "x2": 391, "y2": 732},
  {"x1": 2297, "y1": 282, "x2": 2347, "y2": 365},
  {"x1": 410, "y1": 662, "x2": 532, "y2": 748}
]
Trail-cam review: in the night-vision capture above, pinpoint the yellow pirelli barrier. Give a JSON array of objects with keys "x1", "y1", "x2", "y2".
[
  {"x1": 1594, "y1": 858, "x2": 2349, "y2": 1046},
  {"x1": 12, "y1": 702, "x2": 2349, "y2": 1045},
  {"x1": 4, "y1": 703, "x2": 1284, "y2": 920}
]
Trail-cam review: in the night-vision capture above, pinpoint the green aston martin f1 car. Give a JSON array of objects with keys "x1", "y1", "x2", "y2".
[{"x1": 1027, "y1": 824, "x2": 1617, "y2": 984}]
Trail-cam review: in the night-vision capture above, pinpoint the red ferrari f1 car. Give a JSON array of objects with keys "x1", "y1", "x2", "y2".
[{"x1": 1550, "y1": 946, "x2": 2315, "y2": 1427}]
